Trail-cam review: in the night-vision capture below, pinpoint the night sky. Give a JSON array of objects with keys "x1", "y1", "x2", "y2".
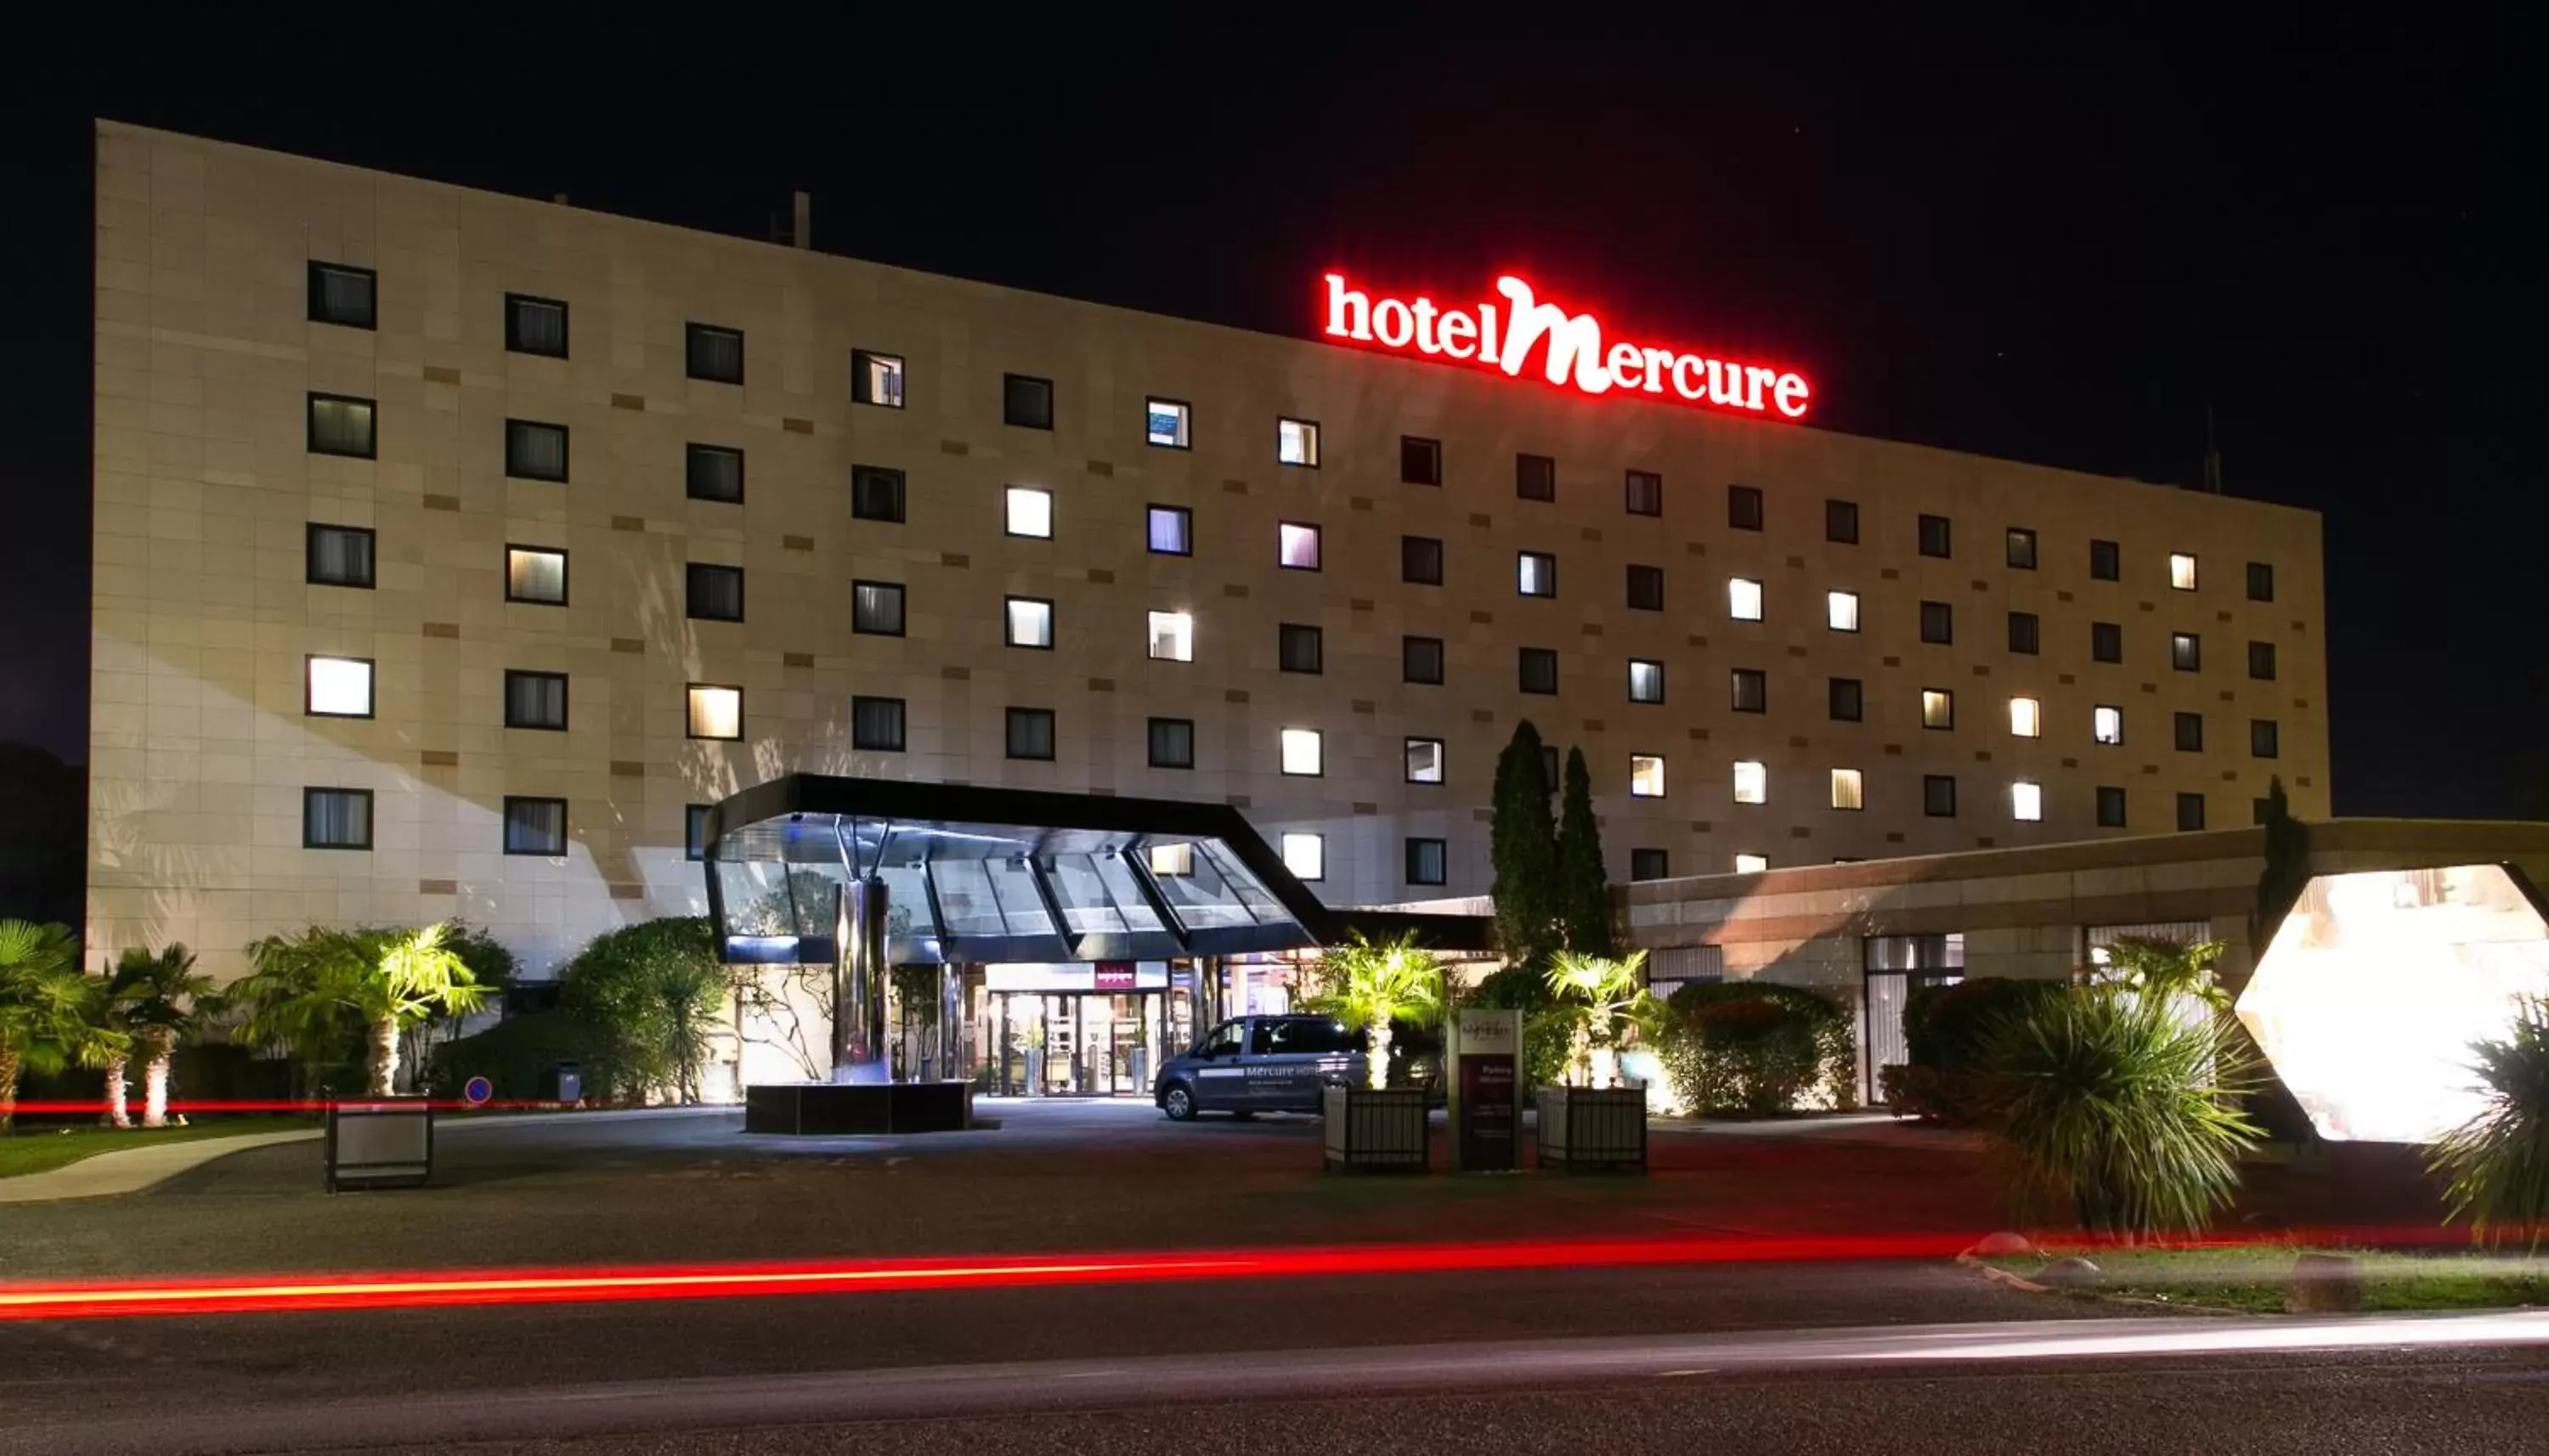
[{"x1": 1, "y1": 12, "x2": 2539, "y2": 832}]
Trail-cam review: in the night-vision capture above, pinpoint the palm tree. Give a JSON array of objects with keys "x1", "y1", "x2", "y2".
[
  {"x1": 1305, "y1": 932, "x2": 1442, "y2": 1091},
  {"x1": 108, "y1": 944, "x2": 217, "y2": 1127},
  {"x1": 0, "y1": 920, "x2": 127, "y2": 1132},
  {"x1": 1543, "y1": 950, "x2": 1660, "y2": 1087},
  {"x1": 2429, "y1": 995, "x2": 2549, "y2": 1250},
  {"x1": 234, "y1": 924, "x2": 486, "y2": 1097}
]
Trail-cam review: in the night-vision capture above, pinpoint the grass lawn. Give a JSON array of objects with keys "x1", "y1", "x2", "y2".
[
  {"x1": 0, "y1": 1116, "x2": 318, "y2": 1180},
  {"x1": 1987, "y1": 1244, "x2": 2549, "y2": 1313}
]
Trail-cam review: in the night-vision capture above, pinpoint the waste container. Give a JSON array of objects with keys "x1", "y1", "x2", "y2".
[{"x1": 556, "y1": 1062, "x2": 582, "y2": 1105}]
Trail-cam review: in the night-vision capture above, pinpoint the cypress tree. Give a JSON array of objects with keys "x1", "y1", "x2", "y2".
[
  {"x1": 1556, "y1": 746, "x2": 1614, "y2": 956},
  {"x1": 1489, "y1": 720, "x2": 1560, "y2": 971},
  {"x1": 2255, "y1": 776, "x2": 2311, "y2": 931}
]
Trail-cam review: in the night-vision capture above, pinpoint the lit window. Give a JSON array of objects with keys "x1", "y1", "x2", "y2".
[
  {"x1": 1731, "y1": 669, "x2": 1766, "y2": 714},
  {"x1": 1149, "y1": 842, "x2": 1195, "y2": 876},
  {"x1": 1827, "y1": 590, "x2": 1859, "y2": 632},
  {"x1": 304, "y1": 787, "x2": 373, "y2": 850},
  {"x1": 1005, "y1": 596, "x2": 1055, "y2": 649},
  {"x1": 506, "y1": 545, "x2": 567, "y2": 605},
  {"x1": 2084, "y1": 705, "x2": 2121, "y2": 746},
  {"x1": 1405, "y1": 737, "x2": 1445, "y2": 784},
  {"x1": 2011, "y1": 781, "x2": 2043, "y2": 821},
  {"x1": 1148, "y1": 718, "x2": 1195, "y2": 770},
  {"x1": 1924, "y1": 775, "x2": 1957, "y2": 817},
  {"x1": 1280, "y1": 832, "x2": 1325, "y2": 881},
  {"x1": 1006, "y1": 707, "x2": 1056, "y2": 762},
  {"x1": 851, "y1": 696, "x2": 906, "y2": 751},
  {"x1": 503, "y1": 796, "x2": 568, "y2": 856},
  {"x1": 687, "y1": 324, "x2": 744, "y2": 384},
  {"x1": 1148, "y1": 611, "x2": 1194, "y2": 662},
  {"x1": 2170, "y1": 553, "x2": 2198, "y2": 590},
  {"x1": 1147, "y1": 505, "x2": 1192, "y2": 556},
  {"x1": 851, "y1": 350, "x2": 904, "y2": 407},
  {"x1": 1003, "y1": 374, "x2": 1054, "y2": 430},
  {"x1": 1625, "y1": 469, "x2": 1663, "y2": 516},
  {"x1": 687, "y1": 684, "x2": 742, "y2": 740},
  {"x1": 1830, "y1": 768, "x2": 1864, "y2": 811},
  {"x1": 307, "y1": 392, "x2": 376, "y2": 458},
  {"x1": 1628, "y1": 659, "x2": 1665, "y2": 704},
  {"x1": 2172, "y1": 632, "x2": 2201, "y2": 672},
  {"x1": 306, "y1": 655, "x2": 374, "y2": 718},
  {"x1": 505, "y1": 293, "x2": 567, "y2": 357},
  {"x1": 852, "y1": 579, "x2": 906, "y2": 636},
  {"x1": 1005, "y1": 487, "x2": 1053, "y2": 539},
  {"x1": 307, "y1": 262, "x2": 376, "y2": 328},
  {"x1": 1518, "y1": 551, "x2": 1557, "y2": 597},
  {"x1": 504, "y1": 670, "x2": 568, "y2": 731},
  {"x1": 1405, "y1": 838, "x2": 1449, "y2": 886},
  {"x1": 1630, "y1": 754, "x2": 1666, "y2": 799},
  {"x1": 2009, "y1": 696, "x2": 2041, "y2": 738},
  {"x1": 1280, "y1": 727, "x2": 1324, "y2": 776},
  {"x1": 1279, "y1": 522, "x2": 1322, "y2": 570},
  {"x1": 1734, "y1": 853, "x2": 1770, "y2": 874},
  {"x1": 1400, "y1": 437, "x2": 1442, "y2": 485},
  {"x1": 1278, "y1": 417, "x2": 1320, "y2": 467},
  {"x1": 2006, "y1": 528, "x2": 2038, "y2": 570},
  {"x1": 1146, "y1": 398, "x2": 1190, "y2": 449},
  {"x1": 1921, "y1": 689, "x2": 1955, "y2": 730},
  {"x1": 686, "y1": 443, "x2": 743, "y2": 503},
  {"x1": 1728, "y1": 578, "x2": 1764, "y2": 622},
  {"x1": 308, "y1": 524, "x2": 376, "y2": 589},
  {"x1": 1732, "y1": 760, "x2": 1766, "y2": 804}
]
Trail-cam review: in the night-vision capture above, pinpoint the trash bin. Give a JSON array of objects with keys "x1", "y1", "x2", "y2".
[{"x1": 556, "y1": 1062, "x2": 582, "y2": 1105}]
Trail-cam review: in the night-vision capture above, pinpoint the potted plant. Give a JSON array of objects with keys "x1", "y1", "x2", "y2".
[
  {"x1": 1536, "y1": 950, "x2": 1658, "y2": 1171},
  {"x1": 1307, "y1": 932, "x2": 1440, "y2": 1171}
]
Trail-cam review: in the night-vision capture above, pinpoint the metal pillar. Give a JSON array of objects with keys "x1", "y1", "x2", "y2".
[
  {"x1": 937, "y1": 963, "x2": 966, "y2": 1085},
  {"x1": 831, "y1": 877, "x2": 890, "y2": 1084}
]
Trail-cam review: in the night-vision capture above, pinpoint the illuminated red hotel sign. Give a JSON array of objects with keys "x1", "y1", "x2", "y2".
[{"x1": 1321, "y1": 273, "x2": 1812, "y2": 421}]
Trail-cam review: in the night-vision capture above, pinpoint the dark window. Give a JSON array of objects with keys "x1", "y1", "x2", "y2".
[
  {"x1": 2092, "y1": 621, "x2": 2123, "y2": 663},
  {"x1": 686, "y1": 443, "x2": 743, "y2": 503},
  {"x1": 2172, "y1": 632, "x2": 2202, "y2": 672},
  {"x1": 2006, "y1": 528, "x2": 2038, "y2": 570},
  {"x1": 1279, "y1": 623, "x2": 1324, "y2": 674},
  {"x1": 2096, "y1": 786, "x2": 2128, "y2": 827},
  {"x1": 1731, "y1": 669, "x2": 1767, "y2": 714},
  {"x1": 503, "y1": 669, "x2": 568, "y2": 731},
  {"x1": 1919, "y1": 601, "x2": 1953, "y2": 645},
  {"x1": 1924, "y1": 775, "x2": 1958, "y2": 818},
  {"x1": 307, "y1": 392, "x2": 376, "y2": 458},
  {"x1": 2008, "y1": 611, "x2": 2040, "y2": 655},
  {"x1": 1403, "y1": 635, "x2": 1444, "y2": 686},
  {"x1": 1148, "y1": 717, "x2": 1195, "y2": 769},
  {"x1": 686, "y1": 804, "x2": 712, "y2": 861},
  {"x1": 686, "y1": 323, "x2": 743, "y2": 384},
  {"x1": 1918, "y1": 514, "x2": 1953, "y2": 558},
  {"x1": 306, "y1": 524, "x2": 376, "y2": 588},
  {"x1": 1518, "y1": 647, "x2": 1559, "y2": 695},
  {"x1": 506, "y1": 545, "x2": 567, "y2": 605},
  {"x1": 1829, "y1": 677, "x2": 1863, "y2": 721},
  {"x1": 1405, "y1": 838, "x2": 1449, "y2": 886},
  {"x1": 1625, "y1": 563, "x2": 1664, "y2": 611},
  {"x1": 1400, "y1": 436, "x2": 1442, "y2": 485},
  {"x1": 851, "y1": 697, "x2": 906, "y2": 752},
  {"x1": 2176, "y1": 792, "x2": 2207, "y2": 832},
  {"x1": 503, "y1": 796, "x2": 568, "y2": 855},
  {"x1": 2251, "y1": 719, "x2": 2281, "y2": 759},
  {"x1": 1541, "y1": 744, "x2": 1561, "y2": 788},
  {"x1": 1825, "y1": 498, "x2": 1859, "y2": 544},
  {"x1": 851, "y1": 579, "x2": 906, "y2": 636},
  {"x1": 1728, "y1": 484, "x2": 1765, "y2": 531},
  {"x1": 1625, "y1": 469, "x2": 1664, "y2": 517},
  {"x1": 851, "y1": 466, "x2": 907, "y2": 522},
  {"x1": 1401, "y1": 535, "x2": 1444, "y2": 585},
  {"x1": 505, "y1": 419, "x2": 568, "y2": 482},
  {"x1": 1147, "y1": 505, "x2": 1192, "y2": 556},
  {"x1": 1517, "y1": 550, "x2": 1557, "y2": 597},
  {"x1": 308, "y1": 262, "x2": 376, "y2": 328},
  {"x1": 851, "y1": 350, "x2": 905, "y2": 407},
  {"x1": 1516, "y1": 453, "x2": 1557, "y2": 501},
  {"x1": 302, "y1": 787, "x2": 374, "y2": 849},
  {"x1": 1006, "y1": 707, "x2": 1056, "y2": 761},
  {"x1": 1003, "y1": 373, "x2": 1054, "y2": 429},
  {"x1": 2248, "y1": 641, "x2": 2277, "y2": 680},
  {"x1": 2252, "y1": 797, "x2": 2275, "y2": 826},
  {"x1": 1630, "y1": 848, "x2": 1670, "y2": 882},
  {"x1": 505, "y1": 293, "x2": 568, "y2": 357},
  {"x1": 686, "y1": 563, "x2": 744, "y2": 622},
  {"x1": 2174, "y1": 712, "x2": 2204, "y2": 753},
  {"x1": 2090, "y1": 539, "x2": 2121, "y2": 581},
  {"x1": 2247, "y1": 561, "x2": 2275, "y2": 602}
]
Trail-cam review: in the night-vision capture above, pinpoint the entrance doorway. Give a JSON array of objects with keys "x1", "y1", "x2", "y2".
[{"x1": 983, "y1": 961, "x2": 1201, "y2": 1097}]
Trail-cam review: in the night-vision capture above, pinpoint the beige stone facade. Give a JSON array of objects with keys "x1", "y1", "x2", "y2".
[{"x1": 88, "y1": 121, "x2": 2332, "y2": 979}]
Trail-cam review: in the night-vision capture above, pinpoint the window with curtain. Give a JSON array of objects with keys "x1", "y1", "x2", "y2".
[
  {"x1": 1402, "y1": 535, "x2": 1444, "y2": 584},
  {"x1": 687, "y1": 563, "x2": 744, "y2": 622},
  {"x1": 1731, "y1": 669, "x2": 1766, "y2": 714},
  {"x1": 1403, "y1": 635, "x2": 1444, "y2": 685},
  {"x1": 687, "y1": 685, "x2": 742, "y2": 740},
  {"x1": 687, "y1": 323, "x2": 744, "y2": 383},
  {"x1": 852, "y1": 580, "x2": 906, "y2": 636},
  {"x1": 306, "y1": 524, "x2": 376, "y2": 588},
  {"x1": 851, "y1": 466, "x2": 906, "y2": 522},
  {"x1": 851, "y1": 350, "x2": 905, "y2": 407},
  {"x1": 1518, "y1": 551, "x2": 1556, "y2": 597},
  {"x1": 1518, "y1": 647, "x2": 1558, "y2": 695},
  {"x1": 1147, "y1": 717, "x2": 1195, "y2": 769},
  {"x1": 1629, "y1": 659, "x2": 1665, "y2": 704},
  {"x1": 1006, "y1": 708, "x2": 1056, "y2": 761},
  {"x1": 1728, "y1": 484, "x2": 1764, "y2": 530},
  {"x1": 1627, "y1": 564, "x2": 1664, "y2": 612},
  {"x1": 504, "y1": 670, "x2": 568, "y2": 731},
  {"x1": 307, "y1": 262, "x2": 376, "y2": 328},
  {"x1": 1004, "y1": 597, "x2": 1055, "y2": 649},
  {"x1": 1516, "y1": 453, "x2": 1556, "y2": 501},
  {"x1": 307, "y1": 393, "x2": 376, "y2": 458},
  {"x1": 1278, "y1": 522, "x2": 1322, "y2": 569},
  {"x1": 506, "y1": 546, "x2": 567, "y2": 605},
  {"x1": 1277, "y1": 417, "x2": 1320, "y2": 466},
  {"x1": 1003, "y1": 374, "x2": 1054, "y2": 429},
  {"x1": 505, "y1": 294, "x2": 568, "y2": 357},
  {"x1": 506, "y1": 420, "x2": 568, "y2": 482},
  {"x1": 686, "y1": 804, "x2": 712, "y2": 861},
  {"x1": 687, "y1": 443, "x2": 744, "y2": 502},
  {"x1": 1147, "y1": 505, "x2": 1192, "y2": 555},
  {"x1": 1625, "y1": 469, "x2": 1663, "y2": 516},
  {"x1": 1405, "y1": 838, "x2": 1448, "y2": 886},
  {"x1": 851, "y1": 697, "x2": 906, "y2": 751},
  {"x1": 504, "y1": 796, "x2": 568, "y2": 855},
  {"x1": 1279, "y1": 624, "x2": 1323, "y2": 674},
  {"x1": 1400, "y1": 436, "x2": 1442, "y2": 484},
  {"x1": 302, "y1": 788, "x2": 373, "y2": 849}
]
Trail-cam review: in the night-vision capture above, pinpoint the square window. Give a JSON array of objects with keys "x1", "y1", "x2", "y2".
[
  {"x1": 1402, "y1": 535, "x2": 1444, "y2": 585},
  {"x1": 851, "y1": 696, "x2": 907, "y2": 751},
  {"x1": 686, "y1": 443, "x2": 743, "y2": 503},
  {"x1": 1830, "y1": 768, "x2": 1865, "y2": 811},
  {"x1": 1732, "y1": 760, "x2": 1766, "y2": 804},
  {"x1": 2252, "y1": 797, "x2": 2274, "y2": 826},
  {"x1": 1721, "y1": 483, "x2": 1765, "y2": 532},
  {"x1": 686, "y1": 323, "x2": 744, "y2": 384},
  {"x1": 307, "y1": 262, "x2": 376, "y2": 328},
  {"x1": 2010, "y1": 780, "x2": 2043, "y2": 821},
  {"x1": 1728, "y1": 578, "x2": 1764, "y2": 622},
  {"x1": 687, "y1": 684, "x2": 743, "y2": 740},
  {"x1": 1516, "y1": 453, "x2": 1557, "y2": 501},
  {"x1": 1006, "y1": 707, "x2": 1057, "y2": 761},
  {"x1": 686, "y1": 562, "x2": 744, "y2": 622},
  {"x1": 2171, "y1": 632, "x2": 2201, "y2": 672},
  {"x1": 1405, "y1": 838, "x2": 1449, "y2": 887},
  {"x1": 1149, "y1": 611, "x2": 1195, "y2": 662},
  {"x1": 1400, "y1": 436, "x2": 1443, "y2": 485},
  {"x1": 1827, "y1": 590, "x2": 1860, "y2": 632},
  {"x1": 2009, "y1": 696, "x2": 2041, "y2": 738},
  {"x1": 2170, "y1": 553, "x2": 2198, "y2": 591},
  {"x1": 2097, "y1": 786, "x2": 2128, "y2": 827},
  {"x1": 307, "y1": 392, "x2": 376, "y2": 458},
  {"x1": 2248, "y1": 641, "x2": 2277, "y2": 680},
  {"x1": 1519, "y1": 647, "x2": 1559, "y2": 695},
  {"x1": 505, "y1": 419, "x2": 569, "y2": 482},
  {"x1": 2247, "y1": 562, "x2": 2275, "y2": 602},
  {"x1": 504, "y1": 669, "x2": 568, "y2": 731},
  {"x1": 1625, "y1": 470, "x2": 1664, "y2": 517},
  {"x1": 1924, "y1": 774, "x2": 1958, "y2": 818},
  {"x1": 1003, "y1": 373, "x2": 1054, "y2": 429},
  {"x1": 2092, "y1": 621, "x2": 2123, "y2": 663},
  {"x1": 1403, "y1": 635, "x2": 1445, "y2": 685},
  {"x1": 1279, "y1": 522, "x2": 1323, "y2": 570},
  {"x1": 1518, "y1": 551, "x2": 1557, "y2": 597},
  {"x1": 506, "y1": 545, "x2": 568, "y2": 605},
  {"x1": 306, "y1": 655, "x2": 374, "y2": 718},
  {"x1": 1280, "y1": 832, "x2": 1325, "y2": 882},
  {"x1": 1146, "y1": 505, "x2": 1193, "y2": 556},
  {"x1": 1631, "y1": 754, "x2": 1667, "y2": 798},
  {"x1": 851, "y1": 465, "x2": 907, "y2": 523},
  {"x1": 1278, "y1": 417, "x2": 1320, "y2": 467},
  {"x1": 1629, "y1": 659, "x2": 1666, "y2": 704},
  {"x1": 1148, "y1": 717, "x2": 1195, "y2": 769},
  {"x1": 1405, "y1": 736, "x2": 1446, "y2": 784},
  {"x1": 1829, "y1": 677, "x2": 1863, "y2": 722},
  {"x1": 2174, "y1": 712, "x2": 2204, "y2": 753},
  {"x1": 1630, "y1": 848, "x2": 1670, "y2": 882},
  {"x1": 1919, "y1": 601, "x2": 1953, "y2": 645},
  {"x1": 2251, "y1": 719, "x2": 2281, "y2": 759},
  {"x1": 1280, "y1": 727, "x2": 1324, "y2": 776},
  {"x1": 2094, "y1": 704, "x2": 2124, "y2": 745},
  {"x1": 1005, "y1": 596, "x2": 1056, "y2": 649},
  {"x1": 1145, "y1": 398, "x2": 1190, "y2": 449},
  {"x1": 307, "y1": 523, "x2": 376, "y2": 589},
  {"x1": 686, "y1": 804, "x2": 712, "y2": 861},
  {"x1": 851, "y1": 350, "x2": 905, "y2": 407},
  {"x1": 2006, "y1": 528, "x2": 2038, "y2": 570},
  {"x1": 503, "y1": 796, "x2": 568, "y2": 856},
  {"x1": 303, "y1": 787, "x2": 373, "y2": 850},
  {"x1": 1279, "y1": 623, "x2": 1324, "y2": 674},
  {"x1": 852, "y1": 579, "x2": 906, "y2": 636},
  {"x1": 2090, "y1": 539, "x2": 2122, "y2": 581},
  {"x1": 1148, "y1": 843, "x2": 1195, "y2": 876},
  {"x1": 505, "y1": 293, "x2": 568, "y2": 357},
  {"x1": 2177, "y1": 792, "x2": 2207, "y2": 832},
  {"x1": 1735, "y1": 853, "x2": 1771, "y2": 874},
  {"x1": 1731, "y1": 669, "x2": 1767, "y2": 714},
  {"x1": 1917, "y1": 514, "x2": 1953, "y2": 559},
  {"x1": 1627, "y1": 564, "x2": 1665, "y2": 612},
  {"x1": 1825, "y1": 498, "x2": 1859, "y2": 544},
  {"x1": 2004, "y1": 612, "x2": 2038, "y2": 656},
  {"x1": 1005, "y1": 486, "x2": 1054, "y2": 539},
  {"x1": 1921, "y1": 688, "x2": 1955, "y2": 730}
]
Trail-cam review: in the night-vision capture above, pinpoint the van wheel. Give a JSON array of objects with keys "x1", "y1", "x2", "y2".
[{"x1": 1161, "y1": 1082, "x2": 1197, "y2": 1121}]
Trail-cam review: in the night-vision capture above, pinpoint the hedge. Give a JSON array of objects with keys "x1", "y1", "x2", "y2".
[{"x1": 1659, "y1": 980, "x2": 1856, "y2": 1114}]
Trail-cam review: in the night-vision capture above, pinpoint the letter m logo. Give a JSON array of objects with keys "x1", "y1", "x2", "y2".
[{"x1": 1493, "y1": 277, "x2": 1612, "y2": 393}]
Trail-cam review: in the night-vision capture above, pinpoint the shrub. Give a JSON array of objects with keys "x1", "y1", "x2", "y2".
[
  {"x1": 1661, "y1": 981, "x2": 1856, "y2": 1115},
  {"x1": 2429, "y1": 995, "x2": 2549, "y2": 1250},
  {"x1": 427, "y1": 1011, "x2": 607, "y2": 1101},
  {"x1": 1465, "y1": 965, "x2": 1569, "y2": 1090},
  {"x1": 1899, "y1": 977, "x2": 2069, "y2": 1122},
  {"x1": 557, "y1": 918, "x2": 728, "y2": 1103}
]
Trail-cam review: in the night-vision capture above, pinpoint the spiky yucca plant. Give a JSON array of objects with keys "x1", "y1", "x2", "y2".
[{"x1": 2430, "y1": 996, "x2": 2549, "y2": 1250}]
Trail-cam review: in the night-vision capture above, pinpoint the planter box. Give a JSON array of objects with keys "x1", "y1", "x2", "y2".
[
  {"x1": 1323, "y1": 1085, "x2": 1430, "y2": 1172},
  {"x1": 743, "y1": 1081, "x2": 973, "y2": 1135},
  {"x1": 1535, "y1": 1086, "x2": 1648, "y2": 1172}
]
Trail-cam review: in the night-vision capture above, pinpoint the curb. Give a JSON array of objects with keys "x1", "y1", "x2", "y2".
[{"x1": 0, "y1": 1129, "x2": 323, "y2": 1205}]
